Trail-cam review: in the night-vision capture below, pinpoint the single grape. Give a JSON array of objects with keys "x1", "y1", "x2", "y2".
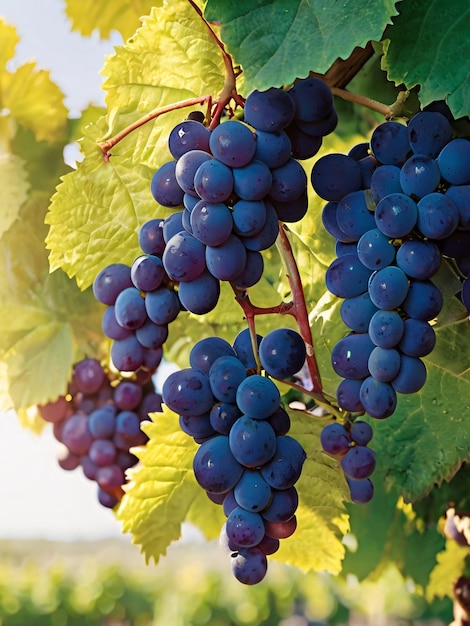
[
  {"x1": 253, "y1": 129, "x2": 292, "y2": 169},
  {"x1": 261, "y1": 486, "x2": 298, "y2": 523},
  {"x1": 231, "y1": 546, "x2": 268, "y2": 585},
  {"x1": 244, "y1": 87, "x2": 296, "y2": 132},
  {"x1": 190, "y1": 200, "x2": 233, "y2": 246},
  {"x1": 374, "y1": 193, "x2": 418, "y2": 238},
  {"x1": 335, "y1": 191, "x2": 376, "y2": 241},
  {"x1": 232, "y1": 200, "x2": 267, "y2": 237},
  {"x1": 325, "y1": 253, "x2": 372, "y2": 298},
  {"x1": 350, "y1": 420, "x2": 373, "y2": 446},
  {"x1": 407, "y1": 111, "x2": 452, "y2": 158},
  {"x1": 114, "y1": 287, "x2": 147, "y2": 330},
  {"x1": 359, "y1": 377, "x2": 397, "y2": 419},
  {"x1": 193, "y1": 435, "x2": 244, "y2": 493},
  {"x1": 437, "y1": 138, "x2": 470, "y2": 184},
  {"x1": 206, "y1": 234, "x2": 247, "y2": 282},
  {"x1": 135, "y1": 319, "x2": 168, "y2": 350},
  {"x1": 232, "y1": 250, "x2": 265, "y2": 289},
  {"x1": 399, "y1": 154, "x2": 441, "y2": 198},
  {"x1": 93, "y1": 263, "x2": 132, "y2": 305},
  {"x1": 209, "y1": 355, "x2": 247, "y2": 404},
  {"x1": 89, "y1": 439, "x2": 117, "y2": 467},
  {"x1": 235, "y1": 375, "x2": 281, "y2": 420},
  {"x1": 331, "y1": 333, "x2": 374, "y2": 380},
  {"x1": 391, "y1": 355, "x2": 427, "y2": 394},
  {"x1": 321, "y1": 202, "x2": 356, "y2": 243},
  {"x1": 229, "y1": 416, "x2": 277, "y2": 468},
  {"x1": 102, "y1": 306, "x2": 132, "y2": 340},
  {"x1": 110, "y1": 335, "x2": 145, "y2": 372},
  {"x1": 210, "y1": 402, "x2": 242, "y2": 435},
  {"x1": 356, "y1": 228, "x2": 396, "y2": 271},
  {"x1": 130, "y1": 255, "x2": 165, "y2": 292},
  {"x1": 150, "y1": 160, "x2": 184, "y2": 207},
  {"x1": 311, "y1": 153, "x2": 362, "y2": 202},
  {"x1": 347, "y1": 477, "x2": 374, "y2": 504},
  {"x1": 340, "y1": 446, "x2": 376, "y2": 479},
  {"x1": 340, "y1": 292, "x2": 379, "y2": 333},
  {"x1": 179, "y1": 413, "x2": 216, "y2": 440},
  {"x1": 368, "y1": 266, "x2": 409, "y2": 310},
  {"x1": 234, "y1": 469, "x2": 273, "y2": 512},
  {"x1": 401, "y1": 279, "x2": 443, "y2": 321},
  {"x1": 138, "y1": 219, "x2": 166, "y2": 256},
  {"x1": 260, "y1": 436, "x2": 306, "y2": 489},
  {"x1": 232, "y1": 159, "x2": 273, "y2": 201},
  {"x1": 177, "y1": 270, "x2": 221, "y2": 314},
  {"x1": 258, "y1": 328, "x2": 306, "y2": 379},
  {"x1": 288, "y1": 77, "x2": 334, "y2": 122},
  {"x1": 73, "y1": 359, "x2": 106, "y2": 394},
  {"x1": 162, "y1": 368, "x2": 214, "y2": 417},
  {"x1": 396, "y1": 239, "x2": 440, "y2": 279},
  {"x1": 368, "y1": 310, "x2": 404, "y2": 348},
  {"x1": 209, "y1": 120, "x2": 256, "y2": 168},
  {"x1": 162, "y1": 230, "x2": 207, "y2": 282},
  {"x1": 269, "y1": 158, "x2": 308, "y2": 203},
  {"x1": 194, "y1": 158, "x2": 234, "y2": 203},
  {"x1": 320, "y1": 422, "x2": 351, "y2": 456},
  {"x1": 336, "y1": 379, "x2": 364, "y2": 412},
  {"x1": 285, "y1": 123, "x2": 323, "y2": 160},
  {"x1": 145, "y1": 287, "x2": 180, "y2": 325},
  {"x1": 416, "y1": 192, "x2": 459, "y2": 239},
  {"x1": 232, "y1": 328, "x2": 263, "y2": 370},
  {"x1": 168, "y1": 119, "x2": 210, "y2": 159},
  {"x1": 367, "y1": 346, "x2": 401, "y2": 382},
  {"x1": 370, "y1": 165, "x2": 402, "y2": 204},
  {"x1": 370, "y1": 121, "x2": 410, "y2": 165}
]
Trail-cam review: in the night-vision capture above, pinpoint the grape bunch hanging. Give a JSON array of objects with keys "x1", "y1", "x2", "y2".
[{"x1": 316, "y1": 107, "x2": 470, "y2": 500}]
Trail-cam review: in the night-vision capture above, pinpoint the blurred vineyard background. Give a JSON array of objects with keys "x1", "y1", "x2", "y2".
[{"x1": 0, "y1": 535, "x2": 452, "y2": 626}]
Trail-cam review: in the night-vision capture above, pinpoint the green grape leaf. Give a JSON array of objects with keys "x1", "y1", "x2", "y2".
[
  {"x1": 186, "y1": 487, "x2": 226, "y2": 541},
  {"x1": 426, "y1": 540, "x2": 469, "y2": 601},
  {"x1": 369, "y1": 318, "x2": 470, "y2": 503},
  {"x1": 2, "y1": 62, "x2": 68, "y2": 142},
  {"x1": 117, "y1": 406, "x2": 201, "y2": 563},
  {"x1": 382, "y1": 0, "x2": 470, "y2": 118},
  {"x1": 0, "y1": 153, "x2": 30, "y2": 239},
  {"x1": 64, "y1": 0, "x2": 160, "y2": 40},
  {"x1": 0, "y1": 199, "x2": 103, "y2": 411},
  {"x1": 204, "y1": 0, "x2": 401, "y2": 94},
  {"x1": 46, "y1": 1, "x2": 225, "y2": 289},
  {"x1": 273, "y1": 410, "x2": 350, "y2": 574},
  {"x1": 0, "y1": 18, "x2": 19, "y2": 70}
]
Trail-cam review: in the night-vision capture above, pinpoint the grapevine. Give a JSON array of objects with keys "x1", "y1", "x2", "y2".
[{"x1": 2, "y1": 0, "x2": 470, "y2": 622}]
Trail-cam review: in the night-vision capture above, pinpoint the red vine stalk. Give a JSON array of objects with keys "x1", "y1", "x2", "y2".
[{"x1": 276, "y1": 224, "x2": 324, "y2": 398}]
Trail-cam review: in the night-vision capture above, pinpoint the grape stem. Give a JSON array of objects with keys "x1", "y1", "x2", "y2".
[
  {"x1": 331, "y1": 86, "x2": 391, "y2": 117},
  {"x1": 97, "y1": 96, "x2": 211, "y2": 158},
  {"x1": 276, "y1": 224, "x2": 324, "y2": 398}
]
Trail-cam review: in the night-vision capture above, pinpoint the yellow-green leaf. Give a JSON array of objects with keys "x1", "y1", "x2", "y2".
[
  {"x1": 0, "y1": 18, "x2": 19, "y2": 71},
  {"x1": 426, "y1": 540, "x2": 469, "y2": 601},
  {"x1": 64, "y1": 0, "x2": 160, "y2": 40},
  {"x1": 273, "y1": 409, "x2": 350, "y2": 574},
  {"x1": 117, "y1": 406, "x2": 201, "y2": 563},
  {"x1": 2, "y1": 62, "x2": 68, "y2": 142},
  {"x1": 46, "y1": 1, "x2": 225, "y2": 289},
  {"x1": 0, "y1": 153, "x2": 29, "y2": 239}
]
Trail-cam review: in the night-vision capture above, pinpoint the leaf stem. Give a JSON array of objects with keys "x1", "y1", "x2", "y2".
[
  {"x1": 98, "y1": 95, "x2": 211, "y2": 157},
  {"x1": 331, "y1": 86, "x2": 391, "y2": 117},
  {"x1": 276, "y1": 224, "x2": 324, "y2": 398}
]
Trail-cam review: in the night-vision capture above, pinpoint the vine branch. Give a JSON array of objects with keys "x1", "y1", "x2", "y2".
[
  {"x1": 331, "y1": 86, "x2": 391, "y2": 117},
  {"x1": 276, "y1": 224, "x2": 324, "y2": 399}
]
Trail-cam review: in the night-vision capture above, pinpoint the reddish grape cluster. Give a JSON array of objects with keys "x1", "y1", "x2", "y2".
[{"x1": 38, "y1": 358, "x2": 162, "y2": 508}]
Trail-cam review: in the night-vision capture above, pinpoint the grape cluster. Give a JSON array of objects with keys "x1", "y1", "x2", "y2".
[
  {"x1": 147, "y1": 77, "x2": 337, "y2": 314},
  {"x1": 320, "y1": 420, "x2": 375, "y2": 503},
  {"x1": 312, "y1": 109, "x2": 470, "y2": 500},
  {"x1": 93, "y1": 219, "x2": 183, "y2": 373},
  {"x1": 38, "y1": 358, "x2": 162, "y2": 508},
  {"x1": 161, "y1": 327, "x2": 307, "y2": 584}
]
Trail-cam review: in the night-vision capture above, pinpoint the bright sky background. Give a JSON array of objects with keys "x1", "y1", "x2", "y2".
[{"x1": 0, "y1": 0, "x2": 144, "y2": 541}]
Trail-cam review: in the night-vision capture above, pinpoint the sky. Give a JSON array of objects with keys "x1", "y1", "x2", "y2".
[{"x1": 0, "y1": 0, "x2": 148, "y2": 541}]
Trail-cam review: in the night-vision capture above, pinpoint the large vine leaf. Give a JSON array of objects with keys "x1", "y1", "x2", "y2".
[
  {"x1": 1, "y1": 62, "x2": 68, "y2": 142},
  {"x1": 0, "y1": 197, "x2": 103, "y2": 412},
  {"x1": 426, "y1": 540, "x2": 469, "y2": 601},
  {"x1": 0, "y1": 154, "x2": 30, "y2": 239},
  {"x1": 116, "y1": 406, "x2": 202, "y2": 563},
  {"x1": 46, "y1": 1, "x2": 225, "y2": 289},
  {"x1": 274, "y1": 409, "x2": 350, "y2": 574},
  {"x1": 64, "y1": 0, "x2": 161, "y2": 40},
  {"x1": 0, "y1": 18, "x2": 19, "y2": 70},
  {"x1": 118, "y1": 405, "x2": 349, "y2": 573},
  {"x1": 204, "y1": 0, "x2": 401, "y2": 94},
  {"x1": 382, "y1": 0, "x2": 470, "y2": 118},
  {"x1": 368, "y1": 318, "x2": 470, "y2": 503}
]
